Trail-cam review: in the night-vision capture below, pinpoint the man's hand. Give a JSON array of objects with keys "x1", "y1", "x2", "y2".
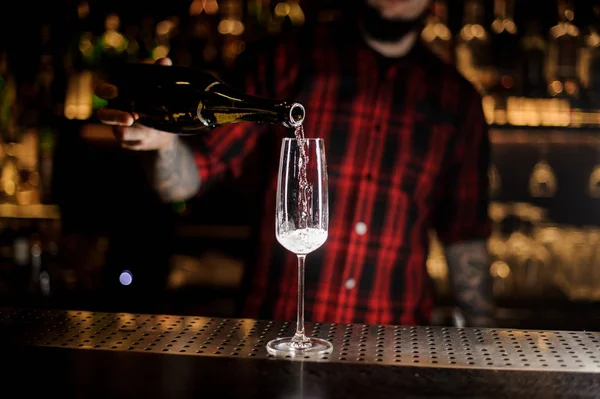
[
  {"x1": 444, "y1": 240, "x2": 495, "y2": 328},
  {"x1": 94, "y1": 57, "x2": 201, "y2": 202},
  {"x1": 95, "y1": 57, "x2": 176, "y2": 152}
]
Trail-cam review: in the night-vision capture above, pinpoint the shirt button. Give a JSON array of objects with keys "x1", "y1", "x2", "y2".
[
  {"x1": 345, "y1": 278, "x2": 356, "y2": 290},
  {"x1": 355, "y1": 222, "x2": 367, "y2": 235}
]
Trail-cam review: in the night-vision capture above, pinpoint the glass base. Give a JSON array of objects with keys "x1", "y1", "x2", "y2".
[{"x1": 267, "y1": 336, "x2": 333, "y2": 356}]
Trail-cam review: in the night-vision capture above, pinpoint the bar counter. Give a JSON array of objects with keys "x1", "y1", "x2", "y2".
[{"x1": 1, "y1": 307, "x2": 599, "y2": 398}]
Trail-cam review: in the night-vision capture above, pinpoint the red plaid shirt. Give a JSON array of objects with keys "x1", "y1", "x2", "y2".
[{"x1": 193, "y1": 19, "x2": 491, "y2": 325}]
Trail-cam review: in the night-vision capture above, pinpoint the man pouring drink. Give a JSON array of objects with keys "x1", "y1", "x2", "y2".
[{"x1": 96, "y1": 0, "x2": 495, "y2": 328}]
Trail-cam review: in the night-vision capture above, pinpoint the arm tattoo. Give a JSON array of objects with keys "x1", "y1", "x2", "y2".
[
  {"x1": 146, "y1": 138, "x2": 201, "y2": 203},
  {"x1": 444, "y1": 240, "x2": 495, "y2": 327}
]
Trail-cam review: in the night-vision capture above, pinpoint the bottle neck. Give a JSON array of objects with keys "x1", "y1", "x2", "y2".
[
  {"x1": 494, "y1": 0, "x2": 506, "y2": 19},
  {"x1": 492, "y1": 0, "x2": 517, "y2": 35},
  {"x1": 432, "y1": 1, "x2": 448, "y2": 25},
  {"x1": 198, "y1": 83, "x2": 305, "y2": 128},
  {"x1": 460, "y1": 0, "x2": 488, "y2": 43},
  {"x1": 464, "y1": 0, "x2": 484, "y2": 25},
  {"x1": 558, "y1": 0, "x2": 575, "y2": 23}
]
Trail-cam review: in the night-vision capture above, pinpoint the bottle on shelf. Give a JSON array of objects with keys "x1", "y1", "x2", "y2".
[
  {"x1": 547, "y1": 0, "x2": 584, "y2": 105},
  {"x1": 149, "y1": 17, "x2": 178, "y2": 63},
  {"x1": 96, "y1": 13, "x2": 129, "y2": 70},
  {"x1": 66, "y1": 0, "x2": 97, "y2": 73},
  {"x1": 520, "y1": 16, "x2": 548, "y2": 98},
  {"x1": 63, "y1": 0, "x2": 98, "y2": 121},
  {"x1": 580, "y1": 4, "x2": 600, "y2": 108},
  {"x1": 0, "y1": 50, "x2": 12, "y2": 204},
  {"x1": 104, "y1": 62, "x2": 305, "y2": 134},
  {"x1": 0, "y1": 53, "x2": 22, "y2": 205},
  {"x1": 455, "y1": 0, "x2": 495, "y2": 94},
  {"x1": 421, "y1": 0, "x2": 454, "y2": 64},
  {"x1": 0, "y1": 50, "x2": 17, "y2": 142},
  {"x1": 33, "y1": 23, "x2": 58, "y2": 205},
  {"x1": 490, "y1": 0, "x2": 520, "y2": 96}
]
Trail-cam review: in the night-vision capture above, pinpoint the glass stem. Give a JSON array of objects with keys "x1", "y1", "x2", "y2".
[{"x1": 294, "y1": 254, "x2": 307, "y2": 341}]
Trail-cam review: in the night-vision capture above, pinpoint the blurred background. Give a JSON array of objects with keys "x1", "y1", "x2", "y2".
[{"x1": 1, "y1": 0, "x2": 600, "y2": 330}]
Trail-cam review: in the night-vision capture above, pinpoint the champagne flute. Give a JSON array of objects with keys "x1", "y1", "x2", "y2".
[{"x1": 267, "y1": 137, "x2": 332, "y2": 356}]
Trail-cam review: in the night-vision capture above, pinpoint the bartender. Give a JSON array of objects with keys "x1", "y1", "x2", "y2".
[{"x1": 96, "y1": 0, "x2": 495, "y2": 327}]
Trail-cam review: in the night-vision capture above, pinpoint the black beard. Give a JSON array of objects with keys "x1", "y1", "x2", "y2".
[{"x1": 357, "y1": 2, "x2": 429, "y2": 43}]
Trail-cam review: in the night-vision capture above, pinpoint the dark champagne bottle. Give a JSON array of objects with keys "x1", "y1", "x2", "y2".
[
  {"x1": 548, "y1": 0, "x2": 582, "y2": 102},
  {"x1": 491, "y1": 0, "x2": 520, "y2": 95},
  {"x1": 105, "y1": 63, "x2": 305, "y2": 134}
]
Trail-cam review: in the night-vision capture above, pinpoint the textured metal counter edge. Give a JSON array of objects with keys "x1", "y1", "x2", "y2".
[{"x1": 2, "y1": 307, "x2": 600, "y2": 374}]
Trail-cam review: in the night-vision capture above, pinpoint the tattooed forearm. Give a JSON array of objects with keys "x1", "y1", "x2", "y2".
[
  {"x1": 144, "y1": 137, "x2": 201, "y2": 202},
  {"x1": 444, "y1": 240, "x2": 495, "y2": 327}
]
